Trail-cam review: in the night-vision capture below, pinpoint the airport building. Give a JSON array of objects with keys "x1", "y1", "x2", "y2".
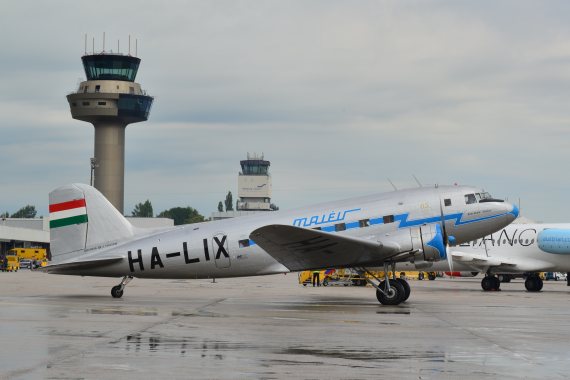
[
  {"x1": 211, "y1": 153, "x2": 277, "y2": 220},
  {"x1": 0, "y1": 218, "x2": 50, "y2": 255},
  {"x1": 66, "y1": 47, "x2": 153, "y2": 214}
]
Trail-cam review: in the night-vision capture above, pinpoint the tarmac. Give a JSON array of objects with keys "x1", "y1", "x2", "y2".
[{"x1": 1, "y1": 271, "x2": 570, "y2": 380}]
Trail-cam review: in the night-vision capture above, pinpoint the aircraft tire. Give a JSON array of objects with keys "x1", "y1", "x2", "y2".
[
  {"x1": 525, "y1": 276, "x2": 543, "y2": 292},
  {"x1": 481, "y1": 276, "x2": 500, "y2": 291},
  {"x1": 396, "y1": 278, "x2": 411, "y2": 302},
  {"x1": 376, "y1": 279, "x2": 405, "y2": 305},
  {"x1": 111, "y1": 285, "x2": 124, "y2": 298},
  {"x1": 322, "y1": 279, "x2": 329, "y2": 287},
  {"x1": 418, "y1": 272, "x2": 424, "y2": 281},
  {"x1": 428, "y1": 273, "x2": 436, "y2": 281}
]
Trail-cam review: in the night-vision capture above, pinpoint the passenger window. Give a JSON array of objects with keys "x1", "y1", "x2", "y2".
[
  {"x1": 238, "y1": 239, "x2": 250, "y2": 248},
  {"x1": 383, "y1": 215, "x2": 394, "y2": 223},
  {"x1": 464, "y1": 194, "x2": 477, "y2": 204},
  {"x1": 359, "y1": 219, "x2": 370, "y2": 228},
  {"x1": 335, "y1": 223, "x2": 346, "y2": 232},
  {"x1": 444, "y1": 199, "x2": 451, "y2": 206}
]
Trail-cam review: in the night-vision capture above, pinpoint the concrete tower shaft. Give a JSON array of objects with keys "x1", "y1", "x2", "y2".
[{"x1": 67, "y1": 53, "x2": 153, "y2": 213}]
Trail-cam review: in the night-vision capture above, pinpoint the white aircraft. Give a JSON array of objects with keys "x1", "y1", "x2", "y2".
[
  {"x1": 45, "y1": 183, "x2": 518, "y2": 305},
  {"x1": 398, "y1": 223, "x2": 570, "y2": 292}
]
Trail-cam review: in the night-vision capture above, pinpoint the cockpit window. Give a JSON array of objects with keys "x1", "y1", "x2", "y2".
[
  {"x1": 475, "y1": 193, "x2": 482, "y2": 201},
  {"x1": 464, "y1": 194, "x2": 477, "y2": 204},
  {"x1": 481, "y1": 192, "x2": 492, "y2": 199}
]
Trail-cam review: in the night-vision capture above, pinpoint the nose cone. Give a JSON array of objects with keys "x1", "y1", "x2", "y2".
[{"x1": 507, "y1": 203, "x2": 519, "y2": 222}]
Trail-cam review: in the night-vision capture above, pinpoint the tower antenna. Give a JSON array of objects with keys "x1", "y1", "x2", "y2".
[
  {"x1": 387, "y1": 178, "x2": 398, "y2": 191},
  {"x1": 92, "y1": 37, "x2": 94, "y2": 54},
  {"x1": 128, "y1": 35, "x2": 131, "y2": 55},
  {"x1": 117, "y1": 39, "x2": 120, "y2": 54},
  {"x1": 84, "y1": 34, "x2": 87, "y2": 55},
  {"x1": 102, "y1": 32, "x2": 105, "y2": 52},
  {"x1": 135, "y1": 39, "x2": 138, "y2": 56}
]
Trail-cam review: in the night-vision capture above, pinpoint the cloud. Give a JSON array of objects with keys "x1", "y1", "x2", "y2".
[{"x1": 1, "y1": 1, "x2": 570, "y2": 222}]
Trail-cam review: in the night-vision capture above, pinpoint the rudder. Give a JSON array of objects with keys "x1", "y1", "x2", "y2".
[{"x1": 49, "y1": 184, "x2": 134, "y2": 264}]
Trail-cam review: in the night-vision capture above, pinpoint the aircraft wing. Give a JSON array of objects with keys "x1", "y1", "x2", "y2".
[
  {"x1": 451, "y1": 251, "x2": 554, "y2": 272},
  {"x1": 250, "y1": 224, "x2": 401, "y2": 271},
  {"x1": 41, "y1": 255, "x2": 124, "y2": 273}
]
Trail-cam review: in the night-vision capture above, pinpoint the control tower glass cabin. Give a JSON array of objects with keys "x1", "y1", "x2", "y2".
[
  {"x1": 67, "y1": 54, "x2": 153, "y2": 213},
  {"x1": 237, "y1": 155, "x2": 272, "y2": 211}
]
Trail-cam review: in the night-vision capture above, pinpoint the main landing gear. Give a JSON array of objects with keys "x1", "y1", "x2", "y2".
[
  {"x1": 111, "y1": 276, "x2": 133, "y2": 298},
  {"x1": 482, "y1": 273, "x2": 544, "y2": 292},
  {"x1": 481, "y1": 275, "x2": 501, "y2": 291},
  {"x1": 524, "y1": 274, "x2": 543, "y2": 292},
  {"x1": 356, "y1": 265, "x2": 410, "y2": 305}
]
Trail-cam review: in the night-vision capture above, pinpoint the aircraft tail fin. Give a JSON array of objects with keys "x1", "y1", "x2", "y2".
[{"x1": 49, "y1": 184, "x2": 134, "y2": 264}]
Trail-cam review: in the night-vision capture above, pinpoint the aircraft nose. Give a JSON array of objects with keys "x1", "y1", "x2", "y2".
[{"x1": 507, "y1": 202, "x2": 519, "y2": 221}]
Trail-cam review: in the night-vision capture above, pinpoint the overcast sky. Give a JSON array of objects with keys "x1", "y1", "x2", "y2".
[{"x1": 1, "y1": 1, "x2": 569, "y2": 221}]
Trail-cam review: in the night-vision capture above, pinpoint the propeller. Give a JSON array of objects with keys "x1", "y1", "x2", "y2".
[
  {"x1": 438, "y1": 197, "x2": 454, "y2": 278},
  {"x1": 446, "y1": 236, "x2": 455, "y2": 278}
]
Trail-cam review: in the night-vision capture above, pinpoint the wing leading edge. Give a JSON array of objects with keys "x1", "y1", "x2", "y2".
[{"x1": 250, "y1": 224, "x2": 401, "y2": 271}]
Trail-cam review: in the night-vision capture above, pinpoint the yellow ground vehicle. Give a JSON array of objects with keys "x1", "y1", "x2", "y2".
[
  {"x1": 2, "y1": 254, "x2": 20, "y2": 272},
  {"x1": 398, "y1": 271, "x2": 438, "y2": 281},
  {"x1": 299, "y1": 269, "x2": 367, "y2": 286},
  {"x1": 7, "y1": 248, "x2": 48, "y2": 268},
  {"x1": 299, "y1": 269, "x2": 438, "y2": 285}
]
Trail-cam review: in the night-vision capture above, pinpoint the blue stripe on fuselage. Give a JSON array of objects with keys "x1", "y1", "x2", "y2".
[{"x1": 246, "y1": 210, "x2": 510, "y2": 249}]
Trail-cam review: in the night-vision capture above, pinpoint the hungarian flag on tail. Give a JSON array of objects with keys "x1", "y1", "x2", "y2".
[{"x1": 49, "y1": 199, "x2": 88, "y2": 229}]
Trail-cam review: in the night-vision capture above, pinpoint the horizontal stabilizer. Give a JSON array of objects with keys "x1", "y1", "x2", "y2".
[
  {"x1": 41, "y1": 255, "x2": 123, "y2": 274},
  {"x1": 250, "y1": 224, "x2": 400, "y2": 271}
]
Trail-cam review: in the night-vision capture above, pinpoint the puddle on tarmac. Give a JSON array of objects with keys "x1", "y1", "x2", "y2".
[
  {"x1": 115, "y1": 334, "x2": 259, "y2": 359},
  {"x1": 376, "y1": 309, "x2": 410, "y2": 315},
  {"x1": 280, "y1": 347, "x2": 445, "y2": 362},
  {"x1": 88, "y1": 308, "x2": 158, "y2": 316},
  {"x1": 171, "y1": 310, "x2": 225, "y2": 318}
]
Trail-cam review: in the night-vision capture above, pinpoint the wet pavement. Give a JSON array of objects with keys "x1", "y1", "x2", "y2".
[{"x1": 1, "y1": 272, "x2": 570, "y2": 379}]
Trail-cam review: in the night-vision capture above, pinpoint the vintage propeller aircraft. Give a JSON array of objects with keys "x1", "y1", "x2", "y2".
[{"x1": 44, "y1": 183, "x2": 518, "y2": 305}]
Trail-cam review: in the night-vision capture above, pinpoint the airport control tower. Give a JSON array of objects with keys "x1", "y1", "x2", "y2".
[
  {"x1": 237, "y1": 153, "x2": 273, "y2": 211},
  {"x1": 67, "y1": 52, "x2": 153, "y2": 214}
]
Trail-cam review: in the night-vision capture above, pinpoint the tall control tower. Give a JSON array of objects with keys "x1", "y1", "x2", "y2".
[{"x1": 67, "y1": 51, "x2": 153, "y2": 214}]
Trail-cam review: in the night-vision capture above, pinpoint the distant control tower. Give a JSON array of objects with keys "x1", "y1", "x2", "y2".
[
  {"x1": 237, "y1": 153, "x2": 273, "y2": 211},
  {"x1": 67, "y1": 50, "x2": 153, "y2": 214}
]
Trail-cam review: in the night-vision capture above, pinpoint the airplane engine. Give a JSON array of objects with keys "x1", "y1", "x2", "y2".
[
  {"x1": 410, "y1": 224, "x2": 446, "y2": 262},
  {"x1": 538, "y1": 229, "x2": 570, "y2": 254}
]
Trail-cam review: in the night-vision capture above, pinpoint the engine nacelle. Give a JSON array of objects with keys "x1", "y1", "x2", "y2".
[
  {"x1": 410, "y1": 223, "x2": 446, "y2": 262},
  {"x1": 538, "y1": 229, "x2": 570, "y2": 254}
]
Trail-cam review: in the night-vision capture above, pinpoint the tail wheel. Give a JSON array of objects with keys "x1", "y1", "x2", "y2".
[
  {"x1": 376, "y1": 279, "x2": 405, "y2": 305},
  {"x1": 111, "y1": 285, "x2": 124, "y2": 298}
]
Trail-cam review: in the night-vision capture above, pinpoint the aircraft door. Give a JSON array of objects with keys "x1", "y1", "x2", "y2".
[
  {"x1": 212, "y1": 233, "x2": 231, "y2": 269},
  {"x1": 440, "y1": 192, "x2": 462, "y2": 241}
]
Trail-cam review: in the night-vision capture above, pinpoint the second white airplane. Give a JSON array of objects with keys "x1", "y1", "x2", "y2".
[
  {"x1": 399, "y1": 223, "x2": 570, "y2": 292},
  {"x1": 45, "y1": 183, "x2": 518, "y2": 305}
]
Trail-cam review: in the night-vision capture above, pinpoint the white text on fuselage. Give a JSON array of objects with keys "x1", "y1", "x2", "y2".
[{"x1": 292, "y1": 208, "x2": 361, "y2": 227}]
